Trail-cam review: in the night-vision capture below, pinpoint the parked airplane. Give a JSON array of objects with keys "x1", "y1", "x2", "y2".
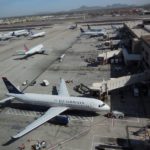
[
  {"x1": 80, "y1": 28, "x2": 107, "y2": 38},
  {"x1": 111, "y1": 25, "x2": 121, "y2": 31},
  {"x1": 1, "y1": 77, "x2": 110, "y2": 139},
  {"x1": 28, "y1": 31, "x2": 46, "y2": 40},
  {"x1": 15, "y1": 44, "x2": 46, "y2": 59},
  {"x1": 68, "y1": 24, "x2": 77, "y2": 30},
  {"x1": 87, "y1": 24, "x2": 103, "y2": 32},
  {"x1": 0, "y1": 33, "x2": 15, "y2": 41},
  {"x1": 12, "y1": 29, "x2": 29, "y2": 37}
]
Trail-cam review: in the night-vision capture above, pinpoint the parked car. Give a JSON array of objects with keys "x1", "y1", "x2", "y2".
[{"x1": 105, "y1": 111, "x2": 125, "y2": 119}]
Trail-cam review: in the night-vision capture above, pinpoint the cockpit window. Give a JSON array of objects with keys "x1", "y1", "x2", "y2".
[
  {"x1": 101, "y1": 103, "x2": 105, "y2": 107},
  {"x1": 99, "y1": 104, "x2": 105, "y2": 107}
]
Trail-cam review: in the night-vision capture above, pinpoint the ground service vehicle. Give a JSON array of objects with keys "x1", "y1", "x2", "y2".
[{"x1": 105, "y1": 111, "x2": 124, "y2": 119}]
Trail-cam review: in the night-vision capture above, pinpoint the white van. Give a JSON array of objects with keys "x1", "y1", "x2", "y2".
[
  {"x1": 112, "y1": 111, "x2": 124, "y2": 119},
  {"x1": 105, "y1": 111, "x2": 125, "y2": 119}
]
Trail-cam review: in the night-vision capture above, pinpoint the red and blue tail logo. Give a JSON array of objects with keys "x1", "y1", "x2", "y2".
[{"x1": 24, "y1": 44, "x2": 29, "y2": 52}]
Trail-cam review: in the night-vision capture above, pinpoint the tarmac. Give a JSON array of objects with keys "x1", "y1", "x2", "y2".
[{"x1": 0, "y1": 23, "x2": 149, "y2": 150}]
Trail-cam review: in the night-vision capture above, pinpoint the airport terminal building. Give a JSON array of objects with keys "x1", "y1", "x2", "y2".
[{"x1": 123, "y1": 20, "x2": 150, "y2": 69}]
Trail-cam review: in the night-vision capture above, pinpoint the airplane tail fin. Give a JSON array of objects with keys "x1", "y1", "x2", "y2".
[
  {"x1": 30, "y1": 30, "x2": 34, "y2": 35},
  {"x1": 24, "y1": 44, "x2": 29, "y2": 52},
  {"x1": 27, "y1": 29, "x2": 33, "y2": 35},
  {"x1": 87, "y1": 24, "x2": 91, "y2": 30},
  {"x1": 2, "y1": 77, "x2": 23, "y2": 94},
  {"x1": 80, "y1": 28, "x2": 84, "y2": 33},
  {"x1": 12, "y1": 32, "x2": 15, "y2": 36}
]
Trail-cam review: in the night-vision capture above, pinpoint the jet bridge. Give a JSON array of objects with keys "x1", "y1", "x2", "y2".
[
  {"x1": 89, "y1": 70, "x2": 150, "y2": 94},
  {"x1": 97, "y1": 49, "x2": 122, "y2": 65},
  {"x1": 98, "y1": 49, "x2": 122, "y2": 60},
  {"x1": 97, "y1": 47, "x2": 142, "y2": 64},
  {"x1": 122, "y1": 47, "x2": 142, "y2": 65}
]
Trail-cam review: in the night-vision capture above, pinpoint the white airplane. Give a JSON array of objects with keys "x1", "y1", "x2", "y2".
[
  {"x1": 1, "y1": 77, "x2": 110, "y2": 139},
  {"x1": 68, "y1": 24, "x2": 77, "y2": 30},
  {"x1": 111, "y1": 25, "x2": 121, "y2": 31},
  {"x1": 87, "y1": 24, "x2": 103, "y2": 32},
  {"x1": 15, "y1": 44, "x2": 46, "y2": 59},
  {"x1": 12, "y1": 30, "x2": 29, "y2": 37},
  {"x1": 28, "y1": 31, "x2": 46, "y2": 40},
  {"x1": 0, "y1": 33, "x2": 15, "y2": 41},
  {"x1": 80, "y1": 28, "x2": 107, "y2": 38}
]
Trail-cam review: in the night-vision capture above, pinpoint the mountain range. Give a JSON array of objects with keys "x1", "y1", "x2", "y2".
[{"x1": 70, "y1": 3, "x2": 133, "y2": 12}]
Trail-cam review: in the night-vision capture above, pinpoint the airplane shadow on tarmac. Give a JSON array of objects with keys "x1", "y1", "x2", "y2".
[
  {"x1": 1, "y1": 102, "x2": 98, "y2": 145},
  {"x1": 1, "y1": 85, "x2": 100, "y2": 145}
]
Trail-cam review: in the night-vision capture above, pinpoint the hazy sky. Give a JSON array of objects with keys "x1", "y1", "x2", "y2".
[{"x1": 0, "y1": 0, "x2": 149, "y2": 17}]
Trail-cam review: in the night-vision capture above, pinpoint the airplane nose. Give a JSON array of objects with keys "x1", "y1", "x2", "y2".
[{"x1": 103, "y1": 104, "x2": 110, "y2": 111}]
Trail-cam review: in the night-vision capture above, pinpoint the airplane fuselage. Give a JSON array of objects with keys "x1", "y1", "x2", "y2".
[
  {"x1": 82, "y1": 31, "x2": 106, "y2": 36},
  {"x1": 30, "y1": 32, "x2": 45, "y2": 39},
  {"x1": 7, "y1": 93, "x2": 109, "y2": 112},
  {"x1": 12, "y1": 30, "x2": 29, "y2": 37},
  {"x1": 0, "y1": 33, "x2": 14, "y2": 40},
  {"x1": 25, "y1": 44, "x2": 45, "y2": 55},
  {"x1": 83, "y1": 31, "x2": 106, "y2": 36}
]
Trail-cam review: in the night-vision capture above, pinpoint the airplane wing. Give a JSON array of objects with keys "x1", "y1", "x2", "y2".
[
  {"x1": 14, "y1": 54, "x2": 30, "y2": 60},
  {"x1": 0, "y1": 96, "x2": 15, "y2": 104},
  {"x1": 58, "y1": 78, "x2": 70, "y2": 96},
  {"x1": 15, "y1": 50, "x2": 26, "y2": 55},
  {"x1": 12, "y1": 106, "x2": 68, "y2": 139}
]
